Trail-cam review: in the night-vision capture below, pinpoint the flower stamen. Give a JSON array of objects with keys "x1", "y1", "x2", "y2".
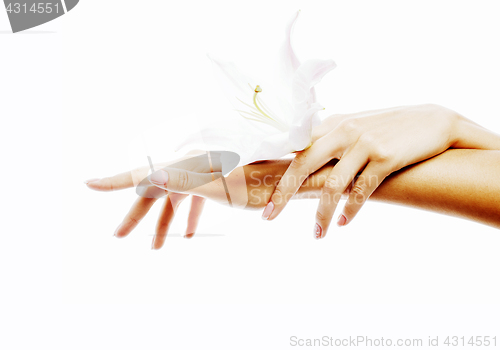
[{"x1": 253, "y1": 85, "x2": 274, "y2": 121}]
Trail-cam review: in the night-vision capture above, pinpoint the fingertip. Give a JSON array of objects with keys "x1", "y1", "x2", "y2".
[
  {"x1": 184, "y1": 233, "x2": 195, "y2": 239},
  {"x1": 85, "y1": 177, "x2": 114, "y2": 192},
  {"x1": 152, "y1": 231, "x2": 167, "y2": 249},
  {"x1": 85, "y1": 178, "x2": 103, "y2": 190},
  {"x1": 337, "y1": 214, "x2": 347, "y2": 227},
  {"x1": 261, "y1": 201, "x2": 274, "y2": 220},
  {"x1": 152, "y1": 235, "x2": 166, "y2": 250},
  {"x1": 84, "y1": 178, "x2": 100, "y2": 185},
  {"x1": 314, "y1": 223, "x2": 323, "y2": 239},
  {"x1": 113, "y1": 223, "x2": 128, "y2": 238}
]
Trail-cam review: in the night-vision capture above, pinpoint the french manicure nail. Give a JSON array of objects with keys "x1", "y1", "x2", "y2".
[
  {"x1": 84, "y1": 178, "x2": 100, "y2": 184},
  {"x1": 150, "y1": 170, "x2": 168, "y2": 186},
  {"x1": 261, "y1": 201, "x2": 274, "y2": 220},
  {"x1": 314, "y1": 223, "x2": 322, "y2": 239},
  {"x1": 337, "y1": 214, "x2": 347, "y2": 227}
]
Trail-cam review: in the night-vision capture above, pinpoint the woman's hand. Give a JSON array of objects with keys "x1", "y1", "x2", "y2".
[
  {"x1": 85, "y1": 154, "x2": 344, "y2": 249},
  {"x1": 262, "y1": 104, "x2": 466, "y2": 238},
  {"x1": 85, "y1": 152, "x2": 209, "y2": 249},
  {"x1": 86, "y1": 147, "x2": 500, "y2": 248}
]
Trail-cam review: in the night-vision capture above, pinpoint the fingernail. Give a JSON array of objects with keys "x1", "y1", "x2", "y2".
[
  {"x1": 84, "y1": 178, "x2": 100, "y2": 184},
  {"x1": 151, "y1": 236, "x2": 156, "y2": 249},
  {"x1": 113, "y1": 223, "x2": 122, "y2": 237},
  {"x1": 150, "y1": 170, "x2": 168, "y2": 186},
  {"x1": 314, "y1": 223, "x2": 323, "y2": 239},
  {"x1": 261, "y1": 201, "x2": 274, "y2": 220},
  {"x1": 337, "y1": 214, "x2": 347, "y2": 227}
]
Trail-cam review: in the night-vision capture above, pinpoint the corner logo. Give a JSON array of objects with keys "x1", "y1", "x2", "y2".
[{"x1": 3, "y1": 0, "x2": 79, "y2": 33}]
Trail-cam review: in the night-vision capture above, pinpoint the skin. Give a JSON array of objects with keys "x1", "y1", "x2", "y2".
[
  {"x1": 262, "y1": 104, "x2": 500, "y2": 238},
  {"x1": 87, "y1": 148, "x2": 500, "y2": 249},
  {"x1": 86, "y1": 104, "x2": 500, "y2": 248},
  {"x1": 85, "y1": 151, "x2": 209, "y2": 249}
]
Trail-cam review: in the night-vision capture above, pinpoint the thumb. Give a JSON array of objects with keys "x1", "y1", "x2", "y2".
[{"x1": 149, "y1": 168, "x2": 225, "y2": 200}]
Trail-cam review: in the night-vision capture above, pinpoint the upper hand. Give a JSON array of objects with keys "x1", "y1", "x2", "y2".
[{"x1": 262, "y1": 104, "x2": 460, "y2": 238}]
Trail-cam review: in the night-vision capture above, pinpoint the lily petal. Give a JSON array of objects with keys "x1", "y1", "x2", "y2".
[
  {"x1": 292, "y1": 58, "x2": 337, "y2": 110},
  {"x1": 245, "y1": 132, "x2": 293, "y2": 164},
  {"x1": 208, "y1": 55, "x2": 257, "y2": 114},
  {"x1": 279, "y1": 10, "x2": 301, "y2": 86},
  {"x1": 176, "y1": 119, "x2": 287, "y2": 166},
  {"x1": 177, "y1": 120, "x2": 252, "y2": 150},
  {"x1": 277, "y1": 10, "x2": 302, "y2": 125},
  {"x1": 287, "y1": 59, "x2": 335, "y2": 150},
  {"x1": 288, "y1": 103, "x2": 324, "y2": 151}
]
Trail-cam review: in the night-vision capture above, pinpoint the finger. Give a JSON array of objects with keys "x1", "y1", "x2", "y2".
[
  {"x1": 152, "y1": 193, "x2": 189, "y2": 250},
  {"x1": 263, "y1": 130, "x2": 351, "y2": 221},
  {"x1": 85, "y1": 152, "x2": 210, "y2": 193},
  {"x1": 86, "y1": 167, "x2": 150, "y2": 192},
  {"x1": 314, "y1": 151, "x2": 368, "y2": 239},
  {"x1": 114, "y1": 196, "x2": 159, "y2": 238},
  {"x1": 149, "y1": 168, "x2": 224, "y2": 200},
  {"x1": 184, "y1": 196, "x2": 207, "y2": 239},
  {"x1": 337, "y1": 162, "x2": 389, "y2": 227}
]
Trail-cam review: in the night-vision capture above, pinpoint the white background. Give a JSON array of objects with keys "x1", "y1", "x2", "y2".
[{"x1": 1, "y1": 0, "x2": 500, "y2": 349}]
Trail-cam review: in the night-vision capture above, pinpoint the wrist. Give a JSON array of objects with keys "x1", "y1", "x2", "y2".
[{"x1": 451, "y1": 112, "x2": 500, "y2": 150}]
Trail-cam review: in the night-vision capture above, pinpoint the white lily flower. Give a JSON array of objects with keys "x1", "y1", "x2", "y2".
[{"x1": 177, "y1": 11, "x2": 336, "y2": 165}]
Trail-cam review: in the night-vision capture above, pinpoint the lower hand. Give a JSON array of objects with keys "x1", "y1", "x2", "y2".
[{"x1": 85, "y1": 152, "x2": 208, "y2": 249}]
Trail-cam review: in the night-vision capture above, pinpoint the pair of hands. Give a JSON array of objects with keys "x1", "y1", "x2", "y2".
[{"x1": 86, "y1": 104, "x2": 462, "y2": 247}]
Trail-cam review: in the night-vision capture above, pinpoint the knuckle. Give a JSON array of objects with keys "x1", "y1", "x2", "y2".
[
  {"x1": 126, "y1": 216, "x2": 140, "y2": 226},
  {"x1": 290, "y1": 153, "x2": 308, "y2": 169},
  {"x1": 323, "y1": 175, "x2": 340, "y2": 192},
  {"x1": 350, "y1": 184, "x2": 367, "y2": 201},
  {"x1": 370, "y1": 144, "x2": 393, "y2": 162},
  {"x1": 176, "y1": 171, "x2": 191, "y2": 191},
  {"x1": 315, "y1": 209, "x2": 331, "y2": 223},
  {"x1": 103, "y1": 177, "x2": 114, "y2": 191},
  {"x1": 357, "y1": 132, "x2": 377, "y2": 147},
  {"x1": 339, "y1": 118, "x2": 359, "y2": 133}
]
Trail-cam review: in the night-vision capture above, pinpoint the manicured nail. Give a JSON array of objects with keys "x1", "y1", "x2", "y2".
[
  {"x1": 261, "y1": 201, "x2": 274, "y2": 220},
  {"x1": 150, "y1": 170, "x2": 168, "y2": 186},
  {"x1": 314, "y1": 223, "x2": 322, "y2": 239},
  {"x1": 337, "y1": 214, "x2": 347, "y2": 227},
  {"x1": 84, "y1": 178, "x2": 100, "y2": 184}
]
